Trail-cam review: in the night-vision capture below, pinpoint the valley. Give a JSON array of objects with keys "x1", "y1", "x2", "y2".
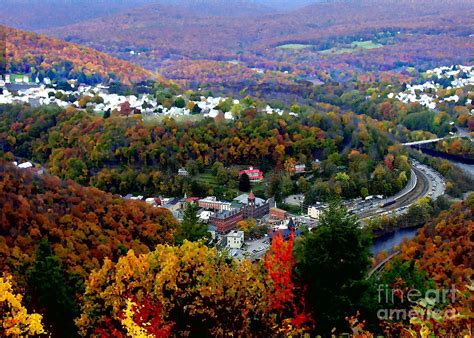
[{"x1": 0, "y1": 1, "x2": 473, "y2": 337}]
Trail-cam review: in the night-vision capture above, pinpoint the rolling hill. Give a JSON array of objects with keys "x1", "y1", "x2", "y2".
[
  {"x1": 3, "y1": 25, "x2": 159, "y2": 84},
  {"x1": 36, "y1": 0, "x2": 473, "y2": 85}
]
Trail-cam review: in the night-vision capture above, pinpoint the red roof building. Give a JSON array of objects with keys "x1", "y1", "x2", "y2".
[{"x1": 239, "y1": 166, "x2": 264, "y2": 184}]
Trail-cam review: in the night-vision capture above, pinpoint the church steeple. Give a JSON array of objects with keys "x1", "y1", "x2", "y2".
[{"x1": 248, "y1": 190, "x2": 255, "y2": 207}]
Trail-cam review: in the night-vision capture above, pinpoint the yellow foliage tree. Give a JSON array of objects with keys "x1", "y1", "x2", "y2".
[
  {"x1": 77, "y1": 241, "x2": 281, "y2": 337},
  {"x1": 0, "y1": 275, "x2": 45, "y2": 336}
]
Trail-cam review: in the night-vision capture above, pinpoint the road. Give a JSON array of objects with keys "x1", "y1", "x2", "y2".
[{"x1": 358, "y1": 161, "x2": 445, "y2": 220}]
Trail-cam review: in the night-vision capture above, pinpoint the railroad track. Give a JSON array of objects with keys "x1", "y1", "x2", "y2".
[{"x1": 360, "y1": 167, "x2": 429, "y2": 219}]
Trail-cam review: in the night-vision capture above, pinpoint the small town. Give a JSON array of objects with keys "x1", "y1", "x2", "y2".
[
  {"x1": 1, "y1": 1, "x2": 473, "y2": 336},
  {"x1": 0, "y1": 75, "x2": 288, "y2": 120},
  {"x1": 390, "y1": 64, "x2": 474, "y2": 112}
]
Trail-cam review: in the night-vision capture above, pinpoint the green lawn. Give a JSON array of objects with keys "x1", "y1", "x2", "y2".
[
  {"x1": 277, "y1": 44, "x2": 314, "y2": 50},
  {"x1": 319, "y1": 40, "x2": 383, "y2": 55},
  {"x1": 195, "y1": 171, "x2": 219, "y2": 187}
]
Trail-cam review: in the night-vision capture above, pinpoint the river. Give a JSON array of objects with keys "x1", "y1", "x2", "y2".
[
  {"x1": 371, "y1": 227, "x2": 419, "y2": 255},
  {"x1": 371, "y1": 157, "x2": 474, "y2": 255},
  {"x1": 451, "y1": 161, "x2": 474, "y2": 180}
]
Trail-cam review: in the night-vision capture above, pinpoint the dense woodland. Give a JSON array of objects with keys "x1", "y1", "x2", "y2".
[
  {"x1": 0, "y1": 1, "x2": 473, "y2": 336},
  {"x1": 0, "y1": 103, "x2": 413, "y2": 200},
  {"x1": 34, "y1": 0, "x2": 474, "y2": 89},
  {"x1": 0, "y1": 162, "x2": 471, "y2": 336},
  {"x1": 0, "y1": 163, "x2": 177, "y2": 336},
  {"x1": 3, "y1": 26, "x2": 158, "y2": 85}
]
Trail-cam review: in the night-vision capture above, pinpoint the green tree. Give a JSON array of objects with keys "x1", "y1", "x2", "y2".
[
  {"x1": 175, "y1": 203, "x2": 209, "y2": 245},
  {"x1": 361, "y1": 259, "x2": 436, "y2": 333},
  {"x1": 28, "y1": 240, "x2": 80, "y2": 337},
  {"x1": 294, "y1": 202, "x2": 372, "y2": 334},
  {"x1": 239, "y1": 173, "x2": 251, "y2": 192},
  {"x1": 174, "y1": 97, "x2": 186, "y2": 108}
]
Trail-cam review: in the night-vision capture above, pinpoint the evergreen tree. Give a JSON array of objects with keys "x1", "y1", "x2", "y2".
[
  {"x1": 175, "y1": 203, "x2": 209, "y2": 245},
  {"x1": 239, "y1": 173, "x2": 251, "y2": 192},
  {"x1": 361, "y1": 258, "x2": 436, "y2": 333},
  {"x1": 28, "y1": 240, "x2": 80, "y2": 336},
  {"x1": 294, "y1": 202, "x2": 372, "y2": 334}
]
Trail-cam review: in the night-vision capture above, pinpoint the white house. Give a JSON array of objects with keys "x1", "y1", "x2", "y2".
[
  {"x1": 17, "y1": 162, "x2": 33, "y2": 169},
  {"x1": 307, "y1": 203, "x2": 328, "y2": 221},
  {"x1": 178, "y1": 168, "x2": 189, "y2": 177},
  {"x1": 226, "y1": 230, "x2": 244, "y2": 249}
]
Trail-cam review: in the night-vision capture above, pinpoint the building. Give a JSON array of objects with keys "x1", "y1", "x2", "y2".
[
  {"x1": 292, "y1": 163, "x2": 307, "y2": 175},
  {"x1": 198, "y1": 196, "x2": 232, "y2": 212},
  {"x1": 209, "y1": 208, "x2": 244, "y2": 234},
  {"x1": 270, "y1": 207, "x2": 288, "y2": 221},
  {"x1": 239, "y1": 166, "x2": 264, "y2": 184},
  {"x1": 16, "y1": 162, "x2": 33, "y2": 169},
  {"x1": 270, "y1": 218, "x2": 302, "y2": 241},
  {"x1": 5, "y1": 75, "x2": 11, "y2": 84},
  {"x1": 178, "y1": 168, "x2": 189, "y2": 177},
  {"x1": 199, "y1": 210, "x2": 215, "y2": 224},
  {"x1": 207, "y1": 192, "x2": 272, "y2": 234},
  {"x1": 234, "y1": 191, "x2": 270, "y2": 220},
  {"x1": 307, "y1": 202, "x2": 328, "y2": 221},
  {"x1": 161, "y1": 197, "x2": 183, "y2": 213},
  {"x1": 226, "y1": 230, "x2": 244, "y2": 249}
]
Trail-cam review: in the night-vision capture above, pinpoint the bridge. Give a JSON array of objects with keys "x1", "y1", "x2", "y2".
[
  {"x1": 402, "y1": 127, "x2": 473, "y2": 147},
  {"x1": 368, "y1": 251, "x2": 400, "y2": 278},
  {"x1": 401, "y1": 135, "x2": 460, "y2": 146}
]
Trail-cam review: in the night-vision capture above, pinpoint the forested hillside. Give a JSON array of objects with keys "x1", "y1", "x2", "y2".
[
  {"x1": 0, "y1": 160, "x2": 178, "y2": 335},
  {"x1": 0, "y1": 162, "x2": 177, "y2": 279},
  {"x1": 40, "y1": 0, "x2": 474, "y2": 87},
  {"x1": 0, "y1": 103, "x2": 412, "y2": 200},
  {"x1": 3, "y1": 25, "x2": 158, "y2": 84}
]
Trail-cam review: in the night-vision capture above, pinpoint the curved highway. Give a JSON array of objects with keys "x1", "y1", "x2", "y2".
[{"x1": 358, "y1": 161, "x2": 444, "y2": 220}]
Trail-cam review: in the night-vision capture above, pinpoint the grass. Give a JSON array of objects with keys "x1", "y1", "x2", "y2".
[
  {"x1": 319, "y1": 40, "x2": 383, "y2": 55},
  {"x1": 277, "y1": 44, "x2": 314, "y2": 50},
  {"x1": 195, "y1": 170, "x2": 219, "y2": 187}
]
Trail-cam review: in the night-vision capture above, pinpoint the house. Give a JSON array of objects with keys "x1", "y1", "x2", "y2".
[
  {"x1": 226, "y1": 230, "x2": 244, "y2": 249},
  {"x1": 307, "y1": 203, "x2": 328, "y2": 221},
  {"x1": 239, "y1": 166, "x2": 264, "y2": 184},
  {"x1": 5, "y1": 75, "x2": 11, "y2": 84},
  {"x1": 198, "y1": 196, "x2": 232, "y2": 212},
  {"x1": 161, "y1": 197, "x2": 183, "y2": 213},
  {"x1": 209, "y1": 208, "x2": 244, "y2": 234},
  {"x1": 178, "y1": 168, "x2": 189, "y2": 177},
  {"x1": 270, "y1": 207, "x2": 288, "y2": 221},
  {"x1": 0, "y1": 78, "x2": 5, "y2": 87},
  {"x1": 17, "y1": 162, "x2": 33, "y2": 169},
  {"x1": 270, "y1": 218, "x2": 302, "y2": 241},
  {"x1": 291, "y1": 163, "x2": 306, "y2": 175}
]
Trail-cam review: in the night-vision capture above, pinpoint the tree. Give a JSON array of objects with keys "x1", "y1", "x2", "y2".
[
  {"x1": 77, "y1": 242, "x2": 283, "y2": 336},
  {"x1": 361, "y1": 259, "x2": 436, "y2": 333},
  {"x1": 175, "y1": 203, "x2": 209, "y2": 245},
  {"x1": 28, "y1": 240, "x2": 80, "y2": 337},
  {"x1": 264, "y1": 233, "x2": 312, "y2": 334},
  {"x1": 0, "y1": 275, "x2": 45, "y2": 336},
  {"x1": 174, "y1": 97, "x2": 186, "y2": 108},
  {"x1": 239, "y1": 173, "x2": 251, "y2": 192},
  {"x1": 294, "y1": 202, "x2": 372, "y2": 334}
]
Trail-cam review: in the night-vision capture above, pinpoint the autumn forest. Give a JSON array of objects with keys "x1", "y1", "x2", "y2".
[{"x1": 0, "y1": 0, "x2": 473, "y2": 337}]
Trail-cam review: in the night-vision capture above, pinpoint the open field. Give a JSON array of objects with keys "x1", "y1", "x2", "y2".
[
  {"x1": 277, "y1": 43, "x2": 314, "y2": 50},
  {"x1": 320, "y1": 40, "x2": 383, "y2": 54}
]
